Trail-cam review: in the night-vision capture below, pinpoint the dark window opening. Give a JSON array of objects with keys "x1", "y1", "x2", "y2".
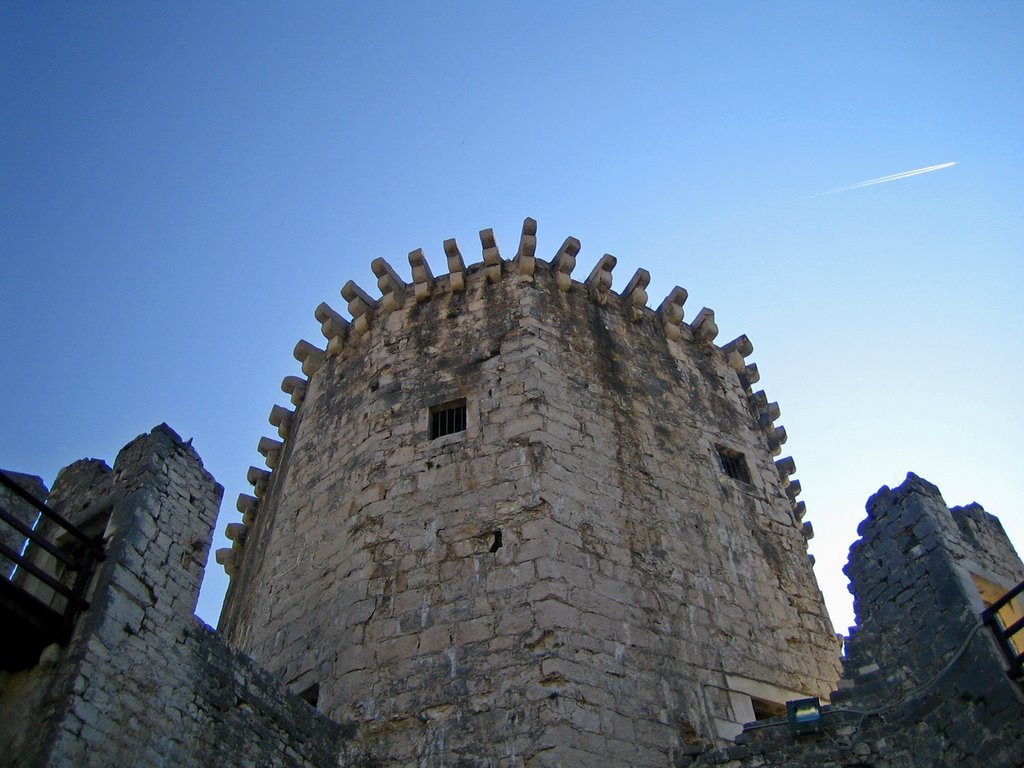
[
  {"x1": 298, "y1": 683, "x2": 319, "y2": 708},
  {"x1": 489, "y1": 530, "x2": 503, "y2": 553},
  {"x1": 717, "y1": 446, "x2": 751, "y2": 484},
  {"x1": 751, "y1": 696, "x2": 786, "y2": 721},
  {"x1": 430, "y1": 400, "x2": 467, "y2": 439}
]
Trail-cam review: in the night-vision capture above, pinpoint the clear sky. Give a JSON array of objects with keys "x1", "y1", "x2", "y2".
[{"x1": 2, "y1": 2, "x2": 1021, "y2": 636}]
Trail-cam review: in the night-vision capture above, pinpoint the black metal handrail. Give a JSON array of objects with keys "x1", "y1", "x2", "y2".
[
  {"x1": 0, "y1": 471, "x2": 106, "y2": 652},
  {"x1": 0, "y1": 472, "x2": 105, "y2": 560},
  {"x1": 981, "y1": 579, "x2": 1024, "y2": 680}
]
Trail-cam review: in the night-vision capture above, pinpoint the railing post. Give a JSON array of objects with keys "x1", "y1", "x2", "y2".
[
  {"x1": 981, "y1": 579, "x2": 1024, "y2": 680},
  {"x1": 0, "y1": 471, "x2": 106, "y2": 667}
]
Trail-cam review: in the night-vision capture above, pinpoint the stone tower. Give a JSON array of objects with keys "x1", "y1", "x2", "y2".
[{"x1": 216, "y1": 219, "x2": 842, "y2": 766}]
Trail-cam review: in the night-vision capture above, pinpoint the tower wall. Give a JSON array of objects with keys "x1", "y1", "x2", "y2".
[{"x1": 218, "y1": 224, "x2": 842, "y2": 766}]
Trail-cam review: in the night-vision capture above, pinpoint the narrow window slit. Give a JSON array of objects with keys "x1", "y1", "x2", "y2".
[{"x1": 490, "y1": 530, "x2": 503, "y2": 553}]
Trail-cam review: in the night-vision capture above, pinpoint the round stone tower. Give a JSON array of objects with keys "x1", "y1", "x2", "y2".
[{"x1": 216, "y1": 219, "x2": 841, "y2": 766}]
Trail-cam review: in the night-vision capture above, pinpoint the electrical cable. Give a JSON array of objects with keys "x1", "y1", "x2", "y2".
[{"x1": 737, "y1": 621, "x2": 986, "y2": 749}]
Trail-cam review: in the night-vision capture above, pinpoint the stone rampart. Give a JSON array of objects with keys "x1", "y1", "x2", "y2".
[
  {"x1": 688, "y1": 473, "x2": 1024, "y2": 767},
  {"x1": 3, "y1": 217, "x2": 1021, "y2": 768},
  {"x1": 0, "y1": 425, "x2": 352, "y2": 768}
]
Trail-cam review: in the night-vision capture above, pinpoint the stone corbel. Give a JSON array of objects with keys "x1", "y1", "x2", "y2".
[
  {"x1": 657, "y1": 286, "x2": 688, "y2": 340},
  {"x1": 341, "y1": 281, "x2": 377, "y2": 335},
  {"x1": 281, "y1": 376, "x2": 307, "y2": 407},
  {"x1": 786, "y1": 479, "x2": 803, "y2": 501},
  {"x1": 551, "y1": 237, "x2": 580, "y2": 292},
  {"x1": 585, "y1": 254, "x2": 617, "y2": 305},
  {"x1": 739, "y1": 363, "x2": 760, "y2": 390},
  {"x1": 722, "y1": 335, "x2": 753, "y2": 374},
  {"x1": 371, "y1": 257, "x2": 407, "y2": 313},
  {"x1": 766, "y1": 425, "x2": 788, "y2": 455},
  {"x1": 237, "y1": 493, "x2": 258, "y2": 525},
  {"x1": 622, "y1": 268, "x2": 650, "y2": 322},
  {"x1": 408, "y1": 248, "x2": 435, "y2": 302},
  {"x1": 749, "y1": 390, "x2": 781, "y2": 425},
  {"x1": 793, "y1": 501, "x2": 807, "y2": 521},
  {"x1": 215, "y1": 548, "x2": 234, "y2": 575},
  {"x1": 225, "y1": 522, "x2": 247, "y2": 544},
  {"x1": 293, "y1": 340, "x2": 325, "y2": 377},
  {"x1": 690, "y1": 308, "x2": 719, "y2": 343},
  {"x1": 315, "y1": 302, "x2": 349, "y2": 356},
  {"x1": 775, "y1": 456, "x2": 796, "y2": 485},
  {"x1": 480, "y1": 229, "x2": 502, "y2": 283},
  {"x1": 515, "y1": 217, "x2": 537, "y2": 277},
  {"x1": 258, "y1": 436, "x2": 283, "y2": 470},
  {"x1": 444, "y1": 239, "x2": 466, "y2": 293},
  {"x1": 269, "y1": 404, "x2": 294, "y2": 440},
  {"x1": 247, "y1": 466, "x2": 271, "y2": 498}
]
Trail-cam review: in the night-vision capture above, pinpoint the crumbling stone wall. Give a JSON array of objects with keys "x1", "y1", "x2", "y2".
[
  {"x1": 688, "y1": 474, "x2": 1024, "y2": 767},
  {"x1": 218, "y1": 221, "x2": 841, "y2": 766},
  {"x1": 0, "y1": 425, "x2": 351, "y2": 768}
]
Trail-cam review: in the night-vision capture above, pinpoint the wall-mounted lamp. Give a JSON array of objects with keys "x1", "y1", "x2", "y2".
[{"x1": 786, "y1": 697, "x2": 822, "y2": 735}]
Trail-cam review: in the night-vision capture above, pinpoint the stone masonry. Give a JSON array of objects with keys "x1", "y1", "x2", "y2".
[
  {"x1": 2, "y1": 219, "x2": 1021, "y2": 768},
  {"x1": 0, "y1": 425, "x2": 351, "y2": 767},
  {"x1": 217, "y1": 219, "x2": 842, "y2": 766},
  {"x1": 688, "y1": 474, "x2": 1024, "y2": 767}
]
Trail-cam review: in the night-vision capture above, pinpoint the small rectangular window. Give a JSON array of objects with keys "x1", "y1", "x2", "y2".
[
  {"x1": 717, "y1": 446, "x2": 751, "y2": 483},
  {"x1": 298, "y1": 683, "x2": 319, "y2": 708},
  {"x1": 430, "y1": 400, "x2": 467, "y2": 439}
]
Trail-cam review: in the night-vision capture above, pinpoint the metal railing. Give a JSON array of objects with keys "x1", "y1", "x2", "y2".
[
  {"x1": 981, "y1": 579, "x2": 1024, "y2": 680},
  {"x1": 0, "y1": 471, "x2": 106, "y2": 669}
]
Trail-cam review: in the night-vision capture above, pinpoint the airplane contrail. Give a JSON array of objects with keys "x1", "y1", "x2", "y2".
[{"x1": 824, "y1": 161, "x2": 957, "y2": 195}]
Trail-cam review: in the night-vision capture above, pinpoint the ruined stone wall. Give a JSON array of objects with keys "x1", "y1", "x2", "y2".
[
  {"x1": 218, "y1": 221, "x2": 842, "y2": 766},
  {"x1": 688, "y1": 474, "x2": 1024, "y2": 767},
  {"x1": 0, "y1": 425, "x2": 350, "y2": 768},
  {"x1": 951, "y1": 502, "x2": 1024, "y2": 598}
]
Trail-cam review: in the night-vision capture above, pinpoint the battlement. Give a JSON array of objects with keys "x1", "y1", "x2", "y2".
[
  {"x1": 3, "y1": 219, "x2": 1019, "y2": 767},
  {"x1": 212, "y1": 217, "x2": 839, "y2": 764},
  {"x1": 216, "y1": 218, "x2": 804, "y2": 579}
]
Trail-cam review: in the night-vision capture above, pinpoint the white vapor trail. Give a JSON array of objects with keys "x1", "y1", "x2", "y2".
[{"x1": 824, "y1": 161, "x2": 957, "y2": 194}]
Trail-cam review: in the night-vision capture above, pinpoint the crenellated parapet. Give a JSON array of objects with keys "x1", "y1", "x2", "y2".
[
  {"x1": 219, "y1": 217, "x2": 809, "y2": 574},
  {"x1": 214, "y1": 218, "x2": 844, "y2": 765}
]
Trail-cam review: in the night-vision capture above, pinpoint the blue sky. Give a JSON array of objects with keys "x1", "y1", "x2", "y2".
[{"x1": 2, "y1": 2, "x2": 1021, "y2": 635}]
